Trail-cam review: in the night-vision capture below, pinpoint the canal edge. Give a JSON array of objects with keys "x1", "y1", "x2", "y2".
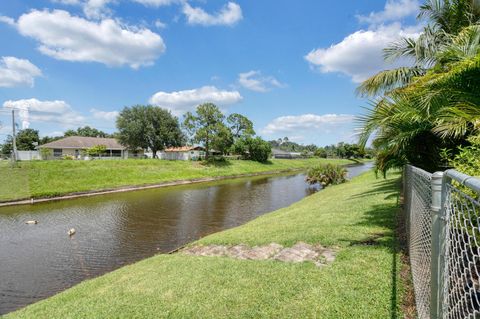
[{"x1": 0, "y1": 168, "x2": 308, "y2": 208}]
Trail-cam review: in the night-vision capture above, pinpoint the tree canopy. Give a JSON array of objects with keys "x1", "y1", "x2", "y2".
[
  {"x1": 116, "y1": 105, "x2": 184, "y2": 157},
  {"x1": 357, "y1": 0, "x2": 480, "y2": 174},
  {"x1": 183, "y1": 103, "x2": 233, "y2": 158},
  {"x1": 0, "y1": 129, "x2": 40, "y2": 157},
  {"x1": 227, "y1": 113, "x2": 255, "y2": 139},
  {"x1": 64, "y1": 126, "x2": 112, "y2": 138},
  {"x1": 16, "y1": 129, "x2": 40, "y2": 151},
  {"x1": 232, "y1": 136, "x2": 272, "y2": 162}
]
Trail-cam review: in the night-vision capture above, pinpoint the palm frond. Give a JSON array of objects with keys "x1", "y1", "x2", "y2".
[{"x1": 356, "y1": 67, "x2": 426, "y2": 97}]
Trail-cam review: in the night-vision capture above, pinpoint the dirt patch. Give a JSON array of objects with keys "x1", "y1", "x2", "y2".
[{"x1": 181, "y1": 242, "x2": 336, "y2": 267}]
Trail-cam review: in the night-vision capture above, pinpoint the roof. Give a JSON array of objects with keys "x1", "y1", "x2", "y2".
[
  {"x1": 164, "y1": 146, "x2": 205, "y2": 152},
  {"x1": 272, "y1": 148, "x2": 292, "y2": 155},
  {"x1": 39, "y1": 136, "x2": 127, "y2": 150}
]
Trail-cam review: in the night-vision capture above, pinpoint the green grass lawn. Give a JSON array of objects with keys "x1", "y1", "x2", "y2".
[
  {"x1": 0, "y1": 162, "x2": 30, "y2": 201},
  {"x1": 6, "y1": 170, "x2": 404, "y2": 319},
  {"x1": 0, "y1": 158, "x2": 360, "y2": 201}
]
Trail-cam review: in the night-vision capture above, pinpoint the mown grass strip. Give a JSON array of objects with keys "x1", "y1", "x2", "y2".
[{"x1": 0, "y1": 158, "x2": 360, "y2": 201}]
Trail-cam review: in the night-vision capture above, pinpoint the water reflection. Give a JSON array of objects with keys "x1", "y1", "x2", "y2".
[{"x1": 0, "y1": 162, "x2": 372, "y2": 314}]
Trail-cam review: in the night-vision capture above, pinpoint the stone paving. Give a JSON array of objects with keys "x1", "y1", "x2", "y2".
[{"x1": 181, "y1": 242, "x2": 336, "y2": 267}]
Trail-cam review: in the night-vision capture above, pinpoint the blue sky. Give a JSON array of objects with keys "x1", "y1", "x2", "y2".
[{"x1": 0, "y1": 0, "x2": 421, "y2": 146}]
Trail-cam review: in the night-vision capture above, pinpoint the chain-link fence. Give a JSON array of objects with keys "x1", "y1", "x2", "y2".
[
  {"x1": 404, "y1": 165, "x2": 433, "y2": 319},
  {"x1": 404, "y1": 165, "x2": 480, "y2": 319}
]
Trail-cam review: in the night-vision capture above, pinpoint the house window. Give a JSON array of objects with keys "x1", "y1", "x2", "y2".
[
  {"x1": 112, "y1": 150, "x2": 122, "y2": 157},
  {"x1": 53, "y1": 149, "x2": 62, "y2": 157}
]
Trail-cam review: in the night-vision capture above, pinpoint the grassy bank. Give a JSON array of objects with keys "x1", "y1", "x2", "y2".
[
  {"x1": 0, "y1": 158, "x2": 359, "y2": 201},
  {"x1": 6, "y1": 170, "x2": 404, "y2": 318}
]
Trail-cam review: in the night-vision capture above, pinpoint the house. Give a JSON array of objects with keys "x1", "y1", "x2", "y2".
[
  {"x1": 160, "y1": 146, "x2": 206, "y2": 161},
  {"x1": 38, "y1": 136, "x2": 143, "y2": 159},
  {"x1": 272, "y1": 148, "x2": 302, "y2": 159}
]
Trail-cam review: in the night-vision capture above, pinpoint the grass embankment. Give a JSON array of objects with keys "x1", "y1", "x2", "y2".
[
  {"x1": 6, "y1": 170, "x2": 404, "y2": 319},
  {"x1": 0, "y1": 158, "x2": 359, "y2": 201}
]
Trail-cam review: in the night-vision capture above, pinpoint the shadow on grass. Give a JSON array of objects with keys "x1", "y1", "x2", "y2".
[
  {"x1": 259, "y1": 160, "x2": 274, "y2": 165},
  {"x1": 200, "y1": 158, "x2": 233, "y2": 167},
  {"x1": 350, "y1": 177, "x2": 401, "y2": 201},
  {"x1": 349, "y1": 178, "x2": 402, "y2": 319}
]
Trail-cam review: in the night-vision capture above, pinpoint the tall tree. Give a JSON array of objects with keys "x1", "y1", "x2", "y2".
[
  {"x1": 16, "y1": 129, "x2": 40, "y2": 151},
  {"x1": 116, "y1": 105, "x2": 184, "y2": 158},
  {"x1": 183, "y1": 103, "x2": 232, "y2": 159},
  {"x1": 357, "y1": 0, "x2": 480, "y2": 173},
  {"x1": 0, "y1": 129, "x2": 41, "y2": 156},
  {"x1": 0, "y1": 136, "x2": 13, "y2": 157},
  {"x1": 357, "y1": 0, "x2": 480, "y2": 97},
  {"x1": 227, "y1": 113, "x2": 255, "y2": 139}
]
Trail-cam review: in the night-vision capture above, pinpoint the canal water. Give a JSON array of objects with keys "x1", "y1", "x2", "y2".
[{"x1": 0, "y1": 162, "x2": 372, "y2": 314}]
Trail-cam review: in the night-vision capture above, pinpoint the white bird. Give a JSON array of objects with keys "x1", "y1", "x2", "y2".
[
  {"x1": 68, "y1": 228, "x2": 76, "y2": 236},
  {"x1": 25, "y1": 220, "x2": 38, "y2": 224}
]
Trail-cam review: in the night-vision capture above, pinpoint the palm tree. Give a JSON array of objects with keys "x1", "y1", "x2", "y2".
[
  {"x1": 358, "y1": 36, "x2": 480, "y2": 172},
  {"x1": 357, "y1": 1, "x2": 480, "y2": 173},
  {"x1": 357, "y1": 0, "x2": 480, "y2": 97}
]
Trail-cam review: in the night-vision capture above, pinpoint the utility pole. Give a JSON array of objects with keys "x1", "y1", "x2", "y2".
[{"x1": 11, "y1": 109, "x2": 17, "y2": 162}]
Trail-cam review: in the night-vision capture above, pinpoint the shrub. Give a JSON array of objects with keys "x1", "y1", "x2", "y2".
[
  {"x1": 231, "y1": 137, "x2": 271, "y2": 163},
  {"x1": 40, "y1": 148, "x2": 52, "y2": 160},
  {"x1": 62, "y1": 155, "x2": 75, "y2": 160},
  {"x1": 306, "y1": 164, "x2": 348, "y2": 187},
  {"x1": 86, "y1": 145, "x2": 107, "y2": 157}
]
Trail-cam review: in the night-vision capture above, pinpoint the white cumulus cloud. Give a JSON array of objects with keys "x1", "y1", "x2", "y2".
[
  {"x1": 51, "y1": 0, "x2": 113, "y2": 19},
  {"x1": 4, "y1": 9, "x2": 165, "y2": 69},
  {"x1": 154, "y1": 19, "x2": 167, "y2": 29},
  {"x1": 305, "y1": 23, "x2": 421, "y2": 83},
  {"x1": 261, "y1": 113, "x2": 357, "y2": 144},
  {"x1": 0, "y1": 16, "x2": 15, "y2": 26},
  {"x1": 0, "y1": 57, "x2": 42, "y2": 88},
  {"x1": 3, "y1": 98, "x2": 85, "y2": 129},
  {"x1": 262, "y1": 114, "x2": 355, "y2": 135},
  {"x1": 90, "y1": 108, "x2": 119, "y2": 121},
  {"x1": 238, "y1": 70, "x2": 286, "y2": 92},
  {"x1": 182, "y1": 2, "x2": 242, "y2": 26},
  {"x1": 83, "y1": 0, "x2": 114, "y2": 19},
  {"x1": 357, "y1": 0, "x2": 419, "y2": 25},
  {"x1": 149, "y1": 86, "x2": 243, "y2": 115}
]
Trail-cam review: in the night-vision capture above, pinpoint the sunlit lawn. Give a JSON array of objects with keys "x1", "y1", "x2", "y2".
[
  {"x1": 0, "y1": 158, "x2": 361, "y2": 201},
  {"x1": 0, "y1": 161, "x2": 30, "y2": 201}
]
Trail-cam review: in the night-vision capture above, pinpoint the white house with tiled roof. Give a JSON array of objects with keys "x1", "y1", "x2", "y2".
[
  {"x1": 160, "y1": 146, "x2": 206, "y2": 161},
  {"x1": 39, "y1": 136, "x2": 144, "y2": 159}
]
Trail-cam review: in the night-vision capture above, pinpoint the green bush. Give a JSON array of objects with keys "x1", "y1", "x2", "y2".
[
  {"x1": 306, "y1": 164, "x2": 348, "y2": 187},
  {"x1": 232, "y1": 137, "x2": 271, "y2": 163},
  {"x1": 62, "y1": 155, "x2": 75, "y2": 160},
  {"x1": 86, "y1": 144, "x2": 107, "y2": 157},
  {"x1": 444, "y1": 135, "x2": 480, "y2": 177}
]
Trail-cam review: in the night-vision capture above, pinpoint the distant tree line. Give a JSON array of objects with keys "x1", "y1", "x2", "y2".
[
  {"x1": 314, "y1": 143, "x2": 376, "y2": 159},
  {"x1": 269, "y1": 138, "x2": 375, "y2": 159},
  {"x1": 268, "y1": 137, "x2": 317, "y2": 153}
]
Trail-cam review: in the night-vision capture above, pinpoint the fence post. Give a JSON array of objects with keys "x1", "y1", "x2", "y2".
[
  {"x1": 404, "y1": 165, "x2": 411, "y2": 245},
  {"x1": 430, "y1": 171, "x2": 444, "y2": 319}
]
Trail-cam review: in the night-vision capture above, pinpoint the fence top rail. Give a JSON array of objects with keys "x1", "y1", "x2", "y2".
[
  {"x1": 406, "y1": 164, "x2": 433, "y2": 178},
  {"x1": 444, "y1": 169, "x2": 480, "y2": 194}
]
